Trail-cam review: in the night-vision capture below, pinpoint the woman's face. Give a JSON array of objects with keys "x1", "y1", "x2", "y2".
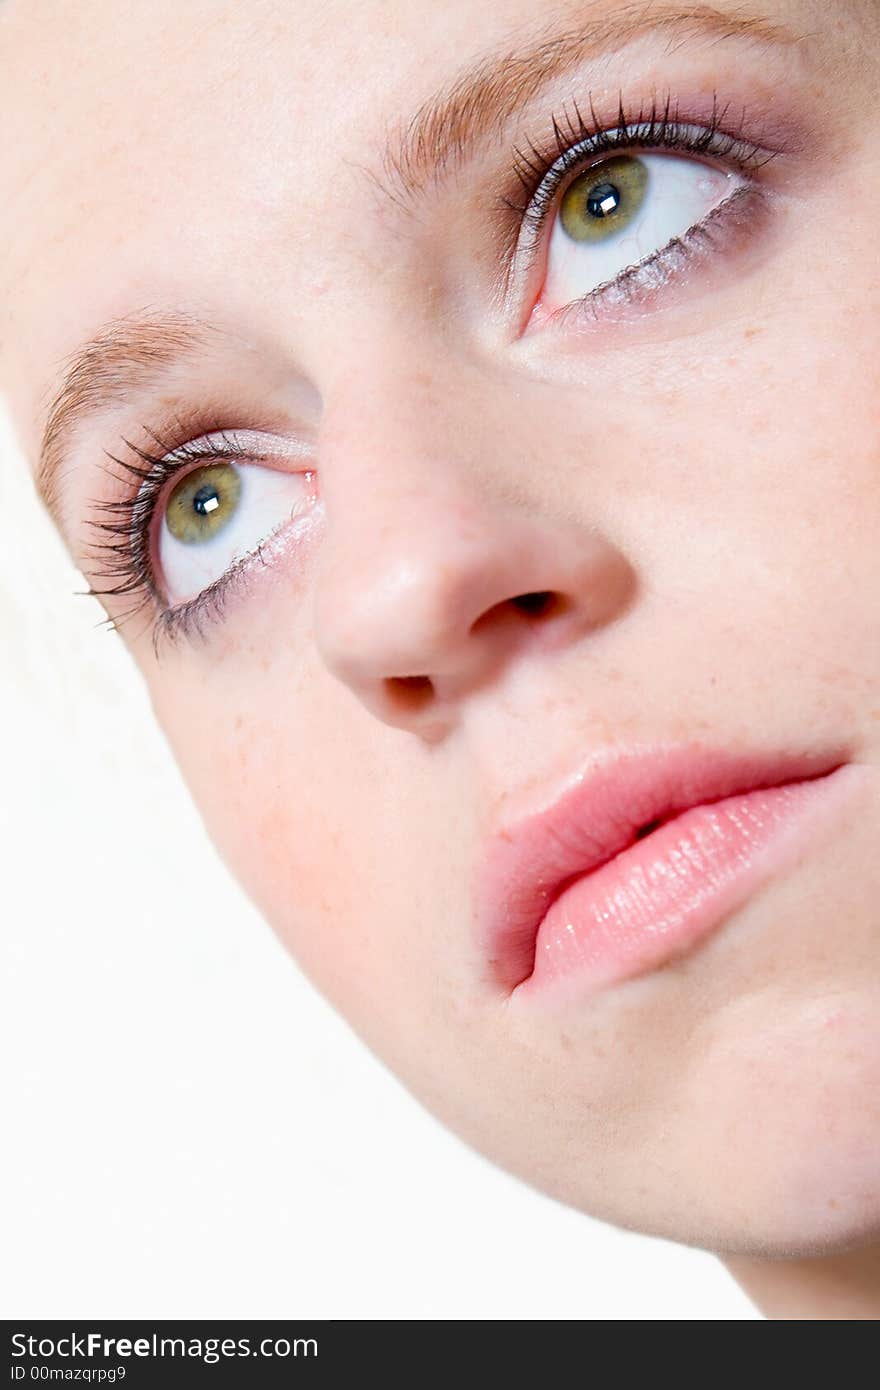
[{"x1": 3, "y1": 0, "x2": 879, "y2": 1257}]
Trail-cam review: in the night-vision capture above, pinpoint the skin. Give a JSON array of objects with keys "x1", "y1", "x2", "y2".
[{"x1": 2, "y1": 0, "x2": 879, "y2": 1319}]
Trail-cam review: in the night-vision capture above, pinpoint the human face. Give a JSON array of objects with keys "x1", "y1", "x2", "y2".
[{"x1": 2, "y1": 0, "x2": 879, "y2": 1258}]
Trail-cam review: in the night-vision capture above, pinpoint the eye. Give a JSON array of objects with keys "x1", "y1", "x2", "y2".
[
  {"x1": 157, "y1": 458, "x2": 307, "y2": 605},
  {"x1": 535, "y1": 150, "x2": 743, "y2": 316}
]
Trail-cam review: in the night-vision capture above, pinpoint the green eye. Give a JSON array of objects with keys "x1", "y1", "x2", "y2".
[
  {"x1": 559, "y1": 154, "x2": 649, "y2": 244},
  {"x1": 165, "y1": 463, "x2": 242, "y2": 544}
]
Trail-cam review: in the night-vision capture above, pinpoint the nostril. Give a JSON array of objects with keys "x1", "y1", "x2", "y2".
[
  {"x1": 385, "y1": 674, "x2": 433, "y2": 708},
  {"x1": 511, "y1": 591, "x2": 555, "y2": 617}
]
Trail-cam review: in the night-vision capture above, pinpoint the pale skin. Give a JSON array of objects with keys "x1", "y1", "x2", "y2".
[{"x1": 2, "y1": 0, "x2": 879, "y2": 1320}]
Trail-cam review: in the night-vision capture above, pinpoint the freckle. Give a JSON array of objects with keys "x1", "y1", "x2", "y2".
[
  {"x1": 743, "y1": 326, "x2": 762, "y2": 340},
  {"x1": 828, "y1": 1198, "x2": 840, "y2": 1210}
]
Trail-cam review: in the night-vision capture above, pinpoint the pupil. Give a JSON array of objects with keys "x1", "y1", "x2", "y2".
[
  {"x1": 586, "y1": 181, "x2": 621, "y2": 219},
  {"x1": 193, "y1": 484, "x2": 221, "y2": 516}
]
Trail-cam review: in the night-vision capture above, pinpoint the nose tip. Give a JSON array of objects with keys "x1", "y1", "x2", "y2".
[
  {"x1": 314, "y1": 505, "x2": 635, "y2": 737},
  {"x1": 309, "y1": 354, "x2": 637, "y2": 739}
]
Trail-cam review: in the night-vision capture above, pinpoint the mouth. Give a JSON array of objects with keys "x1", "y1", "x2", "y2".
[{"x1": 476, "y1": 741, "x2": 856, "y2": 1002}]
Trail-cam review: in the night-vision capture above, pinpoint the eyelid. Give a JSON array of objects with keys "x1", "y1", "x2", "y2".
[
  {"x1": 517, "y1": 124, "x2": 775, "y2": 266},
  {"x1": 146, "y1": 432, "x2": 314, "y2": 592},
  {"x1": 152, "y1": 427, "x2": 314, "y2": 470},
  {"x1": 83, "y1": 422, "x2": 316, "y2": 650},
  {"x1": 495, "y1": 94, "x2": 786, "y2": 322},
  {"x1": 546, "y1": 179, "x2": 770, "y2": 333}
]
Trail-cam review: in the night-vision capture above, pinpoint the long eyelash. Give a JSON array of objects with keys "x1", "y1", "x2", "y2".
[
  {"x1": 81, "y1": 416, "x2": 246, "y2": 652},
  {"x1": 501, "y1": 88, "x2": 777, "y2": 257}
]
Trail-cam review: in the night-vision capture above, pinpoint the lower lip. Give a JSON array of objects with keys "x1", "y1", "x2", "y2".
[{"x1": 513, "y1": 765, "x2": 856, "y2": 1005}]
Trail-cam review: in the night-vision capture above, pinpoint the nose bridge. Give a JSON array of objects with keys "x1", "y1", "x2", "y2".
[
  {"x1": 322, "y1": 353, "x2": 496, "y2": 525},
  {"x1": 309, "y1": 345, "x2": 635, "y2": 733},
  {"x1": 314, "y1": 352, "x2": 520, "y2": 651}
]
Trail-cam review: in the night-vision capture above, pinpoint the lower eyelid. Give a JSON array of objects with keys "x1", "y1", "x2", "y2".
[
  {"x1": 154, "y1": 548, "x2": 259, "y2": 651},
  {"x1": 537, "y1": 180, "x2": 774, "y2": 334},
  {"x1": 154, "y1": 502, "x2": 319, "y2": 654}
]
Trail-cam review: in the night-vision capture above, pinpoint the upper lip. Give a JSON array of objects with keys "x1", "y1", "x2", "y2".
[{"x1": 475, "y1": 741, "x2": 849, "y2": 991}]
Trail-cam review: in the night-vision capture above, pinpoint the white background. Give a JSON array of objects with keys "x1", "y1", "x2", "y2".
[{"x1": 0, "y1": 402, "x2": 759, "y2": 1319}]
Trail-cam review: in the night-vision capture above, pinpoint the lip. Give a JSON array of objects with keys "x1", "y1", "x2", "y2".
[{"x1": 476, "y1": 742, "x2": 854, "y2": 1001}]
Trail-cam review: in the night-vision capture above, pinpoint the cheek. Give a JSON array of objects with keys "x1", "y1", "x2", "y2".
[
  {"x1": 759, "y1": 321, "x2": 880, "y2": 688},
  {"x1": 653, "y1": 309, "x2": 880, "y2": 717},
  {"x1": 146, "y1": 657, "x2": 446, "y2": 1049}
]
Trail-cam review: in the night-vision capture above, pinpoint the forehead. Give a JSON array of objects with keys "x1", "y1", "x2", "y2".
[
  {"x1": 0, "y1": 1, "x2": 552, "y2": 261},
  {"x1": 0, "y1": 0, "x2": 526, "y2": 423},
  {"x1": 0, "y1": 0, "x2": 827, "y2": 464}
]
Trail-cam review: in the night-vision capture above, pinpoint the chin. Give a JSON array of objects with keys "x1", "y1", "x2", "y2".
[
  {"x1": 490, "y1": 1120, "x2": 880, "y2": 1262},
  {"x1": 575, "y1": 1013, "x2": 880, "y2": 1260},
  {"x1": 424, "y1": 993, "x2": 880, "y2": 1263},
  {"x1": 686, "y1": 996, "x2": 880, "y2": 1259}
]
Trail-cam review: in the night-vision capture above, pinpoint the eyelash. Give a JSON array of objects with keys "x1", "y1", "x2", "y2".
[
  {"x1": 501, "y1": 88, "x2": 778, "y2": 318},
  {"x1": 84, "y1": 89, "x2": 780, "y2": 651},
  {"x1": 83, "y1": 421, "x2": 278, "y2": 653}
]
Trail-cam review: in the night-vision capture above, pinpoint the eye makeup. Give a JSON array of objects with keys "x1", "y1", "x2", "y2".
[
  {"x1": 82, "y1": 419, "x2": 316, "y2": 652},
  {"x1": 508, "y1": 90, "x2": 776, "y2": 253},
  {"x1": 80, "y1": 83, "x2": 798, "y2": 651},
  {"x1": 495, "y1": 89, "x2": 787, "y2": 330}
]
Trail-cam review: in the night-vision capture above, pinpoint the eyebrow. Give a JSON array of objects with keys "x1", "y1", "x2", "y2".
[
  {"x1": 37, "y1": 309, "x2": 228, "y2": 532},
  {"x1": 36, "y1": 2, "x2": 802, "y2": 535},
  {"x1": 374, "y1": 2, "x2": 800, "y2": 210}
]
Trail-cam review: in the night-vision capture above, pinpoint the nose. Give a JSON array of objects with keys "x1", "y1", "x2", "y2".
[{"x1": 312, "y1": 363, "x2": 636, "y2": 738}]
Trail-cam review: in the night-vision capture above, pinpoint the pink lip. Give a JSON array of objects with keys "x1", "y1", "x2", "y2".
[{"x1": 476, "y1": 743, "x2": 855, "y2": 1001}]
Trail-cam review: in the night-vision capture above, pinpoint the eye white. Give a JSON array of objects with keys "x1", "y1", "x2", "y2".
[
  {"x1": 541, "y1": 152, "x2": 743, "y2": 311},
  {"x1": 158, "y1": 460, "x2": 309, "y2": 606}
]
